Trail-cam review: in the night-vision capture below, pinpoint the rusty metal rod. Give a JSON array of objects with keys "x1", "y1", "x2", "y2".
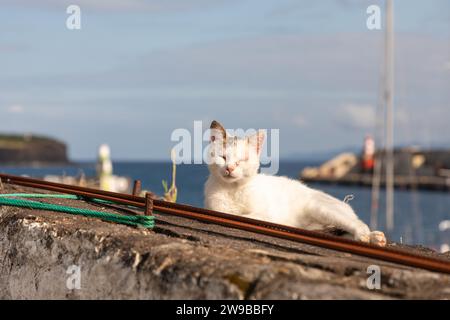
[{"x1": 1, "y1": 173, "x2": 449, "y2": 274}]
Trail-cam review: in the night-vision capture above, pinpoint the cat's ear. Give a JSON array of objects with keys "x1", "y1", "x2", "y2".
[
  {"x1": 210, "y1": 120, "x2": 226, "y2": 142},
  {"x1": 249, "y1": 129, "x2": 265, "y2": 155},
  {"x1": 256, "y1": 130, "x2": 265, "y2": 155}
]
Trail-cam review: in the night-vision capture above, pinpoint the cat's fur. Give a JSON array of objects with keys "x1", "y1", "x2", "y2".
[{"x1": 204, "y1": 120, "x2": 386, "y2": 246}]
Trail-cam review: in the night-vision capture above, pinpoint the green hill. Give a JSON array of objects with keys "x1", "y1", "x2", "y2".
[{"x1": 0, "y1": 134, "x2": 69, "y2": 165}]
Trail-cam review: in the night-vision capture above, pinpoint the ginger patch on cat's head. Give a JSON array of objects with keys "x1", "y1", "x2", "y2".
[
  {"x1": 248, "y1": 130, "x2": 265, "y2": 155},
  {"x1": 210, "y1": 120, "x2": 226, "y2": 143}
]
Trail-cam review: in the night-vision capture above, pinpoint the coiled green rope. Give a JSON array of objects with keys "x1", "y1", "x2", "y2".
[{"x1": 0, "y1": 193, "x2": 154, "y2": 229}]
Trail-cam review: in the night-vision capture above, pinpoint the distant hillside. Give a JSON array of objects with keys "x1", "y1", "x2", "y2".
[{"x1": 0, "y1": 134, "x2": 68, "y2": 165}]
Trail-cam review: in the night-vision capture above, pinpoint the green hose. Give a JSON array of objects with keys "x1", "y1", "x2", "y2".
[
  {"x1": 0, "y1": 193, "x2": 154, "y2": 229},
  {"x1": 0, "y1": 193, "x2": 79, "y2": 199}
]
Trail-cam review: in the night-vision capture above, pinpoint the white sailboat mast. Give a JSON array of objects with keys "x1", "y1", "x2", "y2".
[{"x1": 385, "y1": 0, "x2": 395, "y2": 231}]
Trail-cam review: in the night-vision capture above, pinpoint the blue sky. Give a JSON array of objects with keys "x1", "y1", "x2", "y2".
[{"x1": 1, "y1": 0, "x2": 449, "y2": 160}]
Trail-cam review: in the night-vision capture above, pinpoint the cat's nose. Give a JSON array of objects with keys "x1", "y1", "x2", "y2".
[{"x1": 225, "y1": 164, "x2": 236, "y2": 175}]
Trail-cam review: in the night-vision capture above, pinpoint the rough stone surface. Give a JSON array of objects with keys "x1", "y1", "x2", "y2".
[{"x1": 0, "y1": 185, "x2": 449, "y2": 300}]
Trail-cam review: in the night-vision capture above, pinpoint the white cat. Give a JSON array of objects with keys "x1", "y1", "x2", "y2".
[{"x1": 204, "y1": 120, "x2": 386, "y2": 246}]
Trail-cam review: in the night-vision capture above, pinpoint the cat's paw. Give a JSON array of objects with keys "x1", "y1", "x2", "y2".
[
  {"x1": 369, "y1": 231, "x2": 387, "y2": 247},
  {"x1": 354, "y1": 225, "x2": 371, "y2": 243},
  {"x1": 355, "y1": 233, "x2": 370, "y2": 243}
]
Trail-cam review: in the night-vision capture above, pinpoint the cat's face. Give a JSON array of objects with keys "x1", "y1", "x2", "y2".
[{"x1": 207, "y1": 121, "x2": 264, "y2": 184}]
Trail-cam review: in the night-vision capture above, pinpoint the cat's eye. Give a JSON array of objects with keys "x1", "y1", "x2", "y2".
[{"x1": 221, "y1": 155, "x2": 226, "y2": 161}]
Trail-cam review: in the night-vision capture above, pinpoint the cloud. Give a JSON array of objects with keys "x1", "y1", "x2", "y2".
[
  {"x1": 0, "y1": 0, "x2": 232, "y2": 13},
  {"x1": 338, "y1": 104, "x2": 413, "y2": 130},
  {"x1": 292, "y1": 115, "x2": 308, "y2": 127},
  {"x1": 3, "y1": 33, "x2": 381, "y2": 94},
  {"x1": 339, "y1": 104, "x2": 375, "y2": 129},
  {"x1": 5, "y1": 104, "x2": 25, "y2": 114},
  {"x1": 0, "y1": 44, "x2": 28, "y2": 53},
  {"x1": 445, "y1": 61, "x2": 450, "y2": 71},
  {"x1": 2, "y1": 31, "x2": 447, "y2": 101}
]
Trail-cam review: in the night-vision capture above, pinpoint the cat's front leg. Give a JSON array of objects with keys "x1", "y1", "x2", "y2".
[{"x1": 307, "y1": 191, "x2": 386, "y2": 246}]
